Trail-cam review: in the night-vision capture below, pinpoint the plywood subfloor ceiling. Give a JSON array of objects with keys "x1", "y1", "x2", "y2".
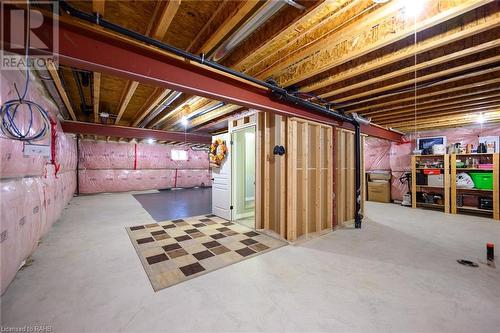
[{"x1": 52, "y1": 0, "x2": 500, "y2": 137}]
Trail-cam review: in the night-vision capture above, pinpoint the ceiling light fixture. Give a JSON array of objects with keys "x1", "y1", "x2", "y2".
[
  {"x1": 146, "y1": 138, "x2": 155, "y2": 144},
  {"x1": 400, "y1": 0, "x2": 424, "y2": 17},
  {"x1": 477, "y1": 113, "x2": 485, "y2": 124},
  {"x1": 181, "y1": 116, "x2": 189, "y2": 127}
]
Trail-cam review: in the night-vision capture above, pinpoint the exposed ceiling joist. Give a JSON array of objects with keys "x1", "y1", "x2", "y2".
[
  {"x1": 320, "y1": 42, "x2": 500, "y2": 99},
  {"x1": 347, "y1": 78, "x2": 500, "y2": 113},
  {"x1": 93, "y1": 72, "x2": 101, "y2": 123},
  {"x1": 131, "y1": 88, "x2": 171, "y2": 126},
  {"x1": 198, "y1": 0, "x2": 261, "y2": 55},
  {"x1": 245, "y1": 0, "x2": 371, "y2": 77},
  {"x1": 331, "y1": 56, "x2": 500, "y2": 103},
  {"x1": 270, "y1": 0, "x2": 494, "y2": 87},
  {"x1": 162, "y1": 98, "x2": 218, "y2": 130},
  {"x1": 115, "y1": 81, "x2": 139, "y2": 124},
  {"x1": 396, "y1": 112, "x2": 500, "y2": 131},
  {"x1": 186, "y1": 0, "x2": 228, "y2": 52},
  {"x1": 152, "y1": 96, "x2": 201, "y2": 129},
  {"x1": 369, "y1": 91, "x2": 500, "y2": 120},
  {"x1": 151, "y1": 0, "x2": 182, "y2": 41},
  {"x1": 189, "y1": 104, "x2": 243, "y2": 129},
  {"x1": 375, "y1": 100, "x2": 500, "y2": 124},
  {"x1": 46, "y1": 60, "x2": 77, "y2": 121},
  {"x1": 92, "y1": 0, "x2": 105, "y2": 15},
  {"x1": 339, "y1": 67, "x2": 500, "y2": 108},
  {"x1": 124, "y1": 0, "x2": 181, "y2": 127},
  {"x1": 303, "y1": 18, "x2": 500, "y2": 93},
  {"x1": 391, "y1": 110, "x2": 500, "y2": 130}
]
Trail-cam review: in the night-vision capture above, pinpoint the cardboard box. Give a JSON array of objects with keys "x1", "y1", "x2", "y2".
[
  {"x1": 367, "y1": 181, "x2": 391, "y2": 203},
  {"x1": 367, "y1": 172, "x2": 391, "y2": 182},
  {"x1": 427, "y1": 174, "x2": 444, "y2": 187}
]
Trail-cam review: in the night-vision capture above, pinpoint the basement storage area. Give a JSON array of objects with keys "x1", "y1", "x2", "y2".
[{"x1": 1, "y1": 0, "x2": 499, "y2": 332}]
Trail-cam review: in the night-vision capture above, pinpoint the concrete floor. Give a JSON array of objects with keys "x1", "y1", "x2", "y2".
[{"x1": 1, "y1": 193, "x2": 499, "y2": 332}]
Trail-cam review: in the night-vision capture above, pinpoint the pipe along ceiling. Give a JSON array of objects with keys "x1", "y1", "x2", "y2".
[{"x1": 59, "y1": 0, "x2": 366, "y2": 228}]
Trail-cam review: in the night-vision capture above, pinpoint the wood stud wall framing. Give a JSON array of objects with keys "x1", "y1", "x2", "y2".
[
  {"x1": 335, "y1": 129, "x2": 366, "y2": 227},
  {"x1": 254, "y1": 113, "x2": 340, "y2": 242}
]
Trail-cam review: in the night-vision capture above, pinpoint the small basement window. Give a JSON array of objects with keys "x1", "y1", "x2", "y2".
[{"x1": 171, "y1": 149, "x2": 188, "y2": 161}]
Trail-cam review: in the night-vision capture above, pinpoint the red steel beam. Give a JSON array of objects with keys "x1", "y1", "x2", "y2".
[
  {"x1": 34, "y1": 14, "x2": 402, "y2": 142},
  {"x1": 61, "y1": 121, "x2": 211, "y2": 144}
]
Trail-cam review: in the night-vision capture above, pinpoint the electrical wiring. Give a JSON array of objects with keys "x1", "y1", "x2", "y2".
[{"x1": 0, "y1": 1, "x2": 51, "y2": 142}]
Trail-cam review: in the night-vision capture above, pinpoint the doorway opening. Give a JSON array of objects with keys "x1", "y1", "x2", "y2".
[{"x1": 232, "y1": 125, "x2": 256, "y2": 229}]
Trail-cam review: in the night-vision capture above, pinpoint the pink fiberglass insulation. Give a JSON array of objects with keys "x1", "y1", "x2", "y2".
[
  {"x1": 403, "y1": 124, "x2": 500, "y2": 146},
  {"x1": 0, "y1": 167, "x2": 75, "y2": 294},
  {"x1": 391, "y1": 171, "x2": 409, "y2": 202},
  {"x1": 171, "y1": 149, "x2": 209, "y2": 170},
  {"x1": 78, "y1": 169, "x2": 211, "y2": 194},
  {"x1": 364, "y1": 137, "x2": 391, "y2": 171},
  {"x1": 175, "y1": 169, "x2": 212, "y2": 188},
  {"x1": 78, "y1": 169, "x2": 177, "y2": 193},
  {"x1": 0, "y1": 177, "x2": 42, "y2": 294},
  {"x1": 78, "y1": 140, "x2": 211, "y2": 194},
  {"x1": 79, "y1": 140, "x2": 210, "y2": 170},
  {"x1": 135, "y1": 143, "x2": 174, "y2": 169},
  {"x1": 0, "y1": 68, "x2": 77, "y2": 294},
  {"x1": 389, "y1": 142, "x2": 412, "y2": 172},
  {"x1": 56, "y1": 134, "x2": 77, "y2": 172},
  {"x1": 78, "y1": 140, "x2": 135, "y2": 170},
  {"x1": 0, "y1": 69, "x2": 78, "y2": 179},
  {"x1": 0, "y1": 133, "x2": 76, "y2": 178},
  {"x1": 0, "y1": 137, "x2": 48, "y2": 178}
]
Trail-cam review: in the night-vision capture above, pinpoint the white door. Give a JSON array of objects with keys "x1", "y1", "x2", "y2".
[{"x1": 212, "y1": 133, "x2": 232, "y2": 220}]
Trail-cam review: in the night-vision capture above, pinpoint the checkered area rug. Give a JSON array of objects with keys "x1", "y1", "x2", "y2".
[{"x1": 126, "y1": 214, "x2": 287, "y2": 291}]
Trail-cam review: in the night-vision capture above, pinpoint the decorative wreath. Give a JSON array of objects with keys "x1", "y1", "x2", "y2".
[{"x1": 209, "y1": 138, "x2": 227, "y2": 166}]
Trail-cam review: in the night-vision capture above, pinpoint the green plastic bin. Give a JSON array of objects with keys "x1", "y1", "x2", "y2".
[{"x1": 469, "y1": 172, "x2": 493, "y2": 190}]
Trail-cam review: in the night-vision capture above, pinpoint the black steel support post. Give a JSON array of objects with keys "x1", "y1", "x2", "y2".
[
  {"x1": 354, "y1": 123, "x2": 363, "y2": 228},
  {"x1": 76, "y1": 135, "x2": 80, "y2": 196}
]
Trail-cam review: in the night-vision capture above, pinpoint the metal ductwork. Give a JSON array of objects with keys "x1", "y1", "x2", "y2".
[
  {"x1": 188, "y1": 102, "x2": 225, "y2": 121},
  {"x1": 139, "y1": 91, "x2": 183, "y2": 128},
  {"x1": 211, "y1": 0, "x2": 305, "y2": 62}
]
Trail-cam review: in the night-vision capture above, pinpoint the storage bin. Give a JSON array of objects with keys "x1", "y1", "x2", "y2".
[
  {"x1": 423, "y1": 169, "x2": 441, "y2": 175},
  {"x1": 427, "y1": 174, "x2": 443, "y2": 187},
  {"x1": 469, "y1": 172, "x2": 493, "y2": 190}
]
